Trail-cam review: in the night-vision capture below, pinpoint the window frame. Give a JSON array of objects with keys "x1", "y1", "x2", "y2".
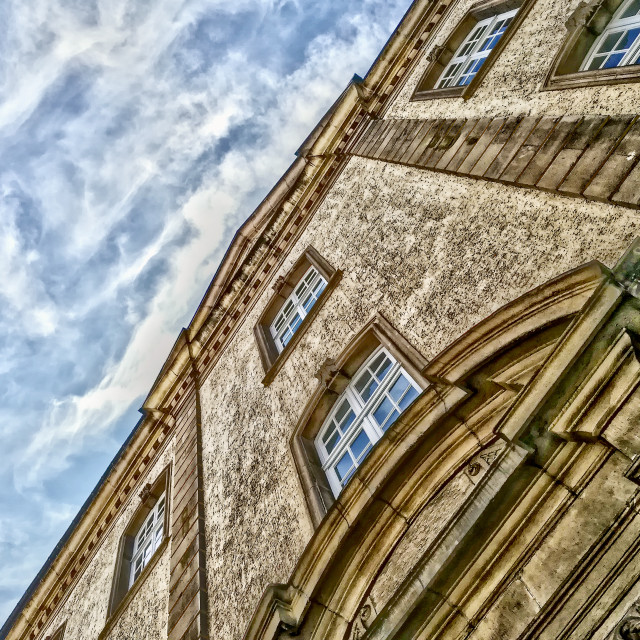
[
  {"x1": 269, "y1": 265, "x2": 328, "y2": 354},
  {"x1": 105, "y1": 465, "x2": 171, "y2": 626},
  {"x1": 544, "y1": 0, "x2": 640, "y2": 91},
  {"x1": 435, "y1": 9, "x2": 519, "y2": 90},
  {"x1": 255, "y1": 246, "x2": 342, "y2": 386},
  {"x1": 129, "y1": 492, "x2": 166, "y2": 587},
  {"x1": 290, "y1": 313, "x2": 429, "y2": 528},
  {"x1": 315, "y1": 346, "x2": 422, "y2": 497},
  {"x1": 580, "y1": 0, "x2": 640, "y2": 71},
  {"x1": 45, "y1": 622, "x2": 66, "y2": 640},
  {"x1": 412, "y1": 0, "x2": 535, "y2": 101}
]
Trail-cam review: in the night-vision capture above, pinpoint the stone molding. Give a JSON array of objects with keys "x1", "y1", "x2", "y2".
[{"x1": 349, "y1": 114, "x2": 640, "y2": 209}]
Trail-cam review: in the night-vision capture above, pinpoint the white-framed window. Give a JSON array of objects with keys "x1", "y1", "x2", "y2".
[
  {"x1": 315, "y1": 347, "x2": 421, "y2": 497},
  {"x1": 581, "y1": 0, "x2": 640, "y2": 70},
  {"x1": 270, "y1": 266, "x2": 327, "y2": 353},
  {"x1": 129, "y1": 494, "x2": 165, "y2": 587},
  {"x1": 436, "y1": 8, "x2": 518, "y2": 88}
]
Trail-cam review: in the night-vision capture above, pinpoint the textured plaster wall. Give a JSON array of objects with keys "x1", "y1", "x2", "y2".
[
  {"x1": 39, "y1": 442, "x2": 174, "y2": 640},
  {"x1": 200, "y1": 147, "x2": 640, "y2": 639},
  {"x1": 389, "y1": 0, "x2": 640, "y2": 120}
]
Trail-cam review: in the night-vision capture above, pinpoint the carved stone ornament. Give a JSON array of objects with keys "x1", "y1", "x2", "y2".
[
  {"x1": 614, "y1": 239, "x2": 640, "y2": 299},
  {"x1": 565, "y1": 0, "x2": 599, "y2": 30},
  {"x1": 349, "y1": 597, "x2": 377, "y2": 640},
  {"x1": 139, "y1": 482, "x2": 154, "y2": 506},
  {"x1": 426, "y1": 44, "x2": 445, "y2": 63},
  {"x1": 616, "y1": 603, "x2": 640, "y2": 639},
  {"x1": 271, "y1": 276, "x2": 287, "y2": 294},
  {"x1": 314, "y1": 358, "x2": 351, "y2": 392}
]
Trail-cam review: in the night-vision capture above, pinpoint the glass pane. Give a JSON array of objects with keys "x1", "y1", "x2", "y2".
[
  {"x1": 359, "y1": 377, "x2": 378, "y2": 402},
  {"x1": 459, "y1": 24, "x2": 488, "y2": 56},
  {"x1": 350, "y1": 430, "x2": 371, "y2": 461},
  {"x1": 458, "y1": 56, "x2": 486, "y2": 86},
  {"x1": 588, "y1": 55, "x2": 605, "y2": 70},
  {"x1": 302, "y1": 293, "x2": 316, "y2": 312},
  {"x1": 335, "y1": 399, "x2": 351, "y2": 423},
  {"x1": 479, "y1": 17, "x2": 511, "y2": 52},
  {"x1": 437, "y1": 62, "x2": 462, "y2": 88},
  {"x1": 621, "y1": 27, "x2": 640, "y2": 49},
  {"x1": 382, "y1": 409, "x2": 400, "y2": 431},
  {"x1": 389, "y1": 375, "x2": 410, "y2": 403},
  {"x1": 399, "y1": 385, "x2": 419, "y2": 411},
  {"x1": 324, "y1": 430, "x2": 340, "y2": 454},
  {"x1": 280, "y1": 327, "x2": 294, "y2": 347},
  {"x1": 621, "y1": 0, "x2": 640, "y2": 19},
  {"x1": 373, "y1": 355, "x2": 393, "y2": 381},
  {"x1": 335, "y1": 452, "x2": 353, "y2": 481},
  {"x1": 603, "y1": 51, "x2": 626, "y2": 68},
  {"x1": 598, "y1": 31, "x2": 623, "y2": 54},
  {"x1": 340, "y1": 409, "x2": 355, "y2": 432},
  {"x1": 289, "y1": 313, "x2": 302, "y2": 333},
  {"x1": 373, "y1": 397, "x2": 394, "y2": 427}
]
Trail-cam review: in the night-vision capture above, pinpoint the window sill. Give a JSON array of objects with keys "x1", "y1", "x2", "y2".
[
  {"x1": 412, "y1": 85, "x2": 466, "y2": 101},
  {"x1": 99, "y1": 537, "x2": 170, "y2": 640},
  {"x1": 262, "y1": 270, "x2": 343, "y2": 387},
  {"x1": 543, "y1": 64, "x2": 640, "y2": 91}
]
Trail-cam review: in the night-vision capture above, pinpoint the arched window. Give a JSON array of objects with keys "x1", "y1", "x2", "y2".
[
  {"x1": 436, "y1": 9, "x2": 518, "y2": 89},
  {"x1": 255, "y1": 246, "x2": 342, "y2": 385},
  {"x1": 413, "y1": 0, "x2": 535, "y2": 101},
  {"x1": 581, "y1": 0, "x2": 640, "y2": 70},
  {"x1": 315, "y1": 347, "x2": 421, "y2": 497},
  {"x1": 107, "y1": 466, "x2": 171, "y2": 622},
  {"x1": 291, "y1": 313, "x2": 428, "y2": 527},
  {"x1": 545, "y1": 0, "x2": 640, "y2": 90}
]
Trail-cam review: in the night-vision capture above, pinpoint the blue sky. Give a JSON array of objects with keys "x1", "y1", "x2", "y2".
[{"x1": 0, "y1": 0, "x2": 412, "y2": 625}]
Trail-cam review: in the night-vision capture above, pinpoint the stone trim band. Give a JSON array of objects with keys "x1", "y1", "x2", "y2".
[{"x1": 349, "y1": 114, "x2": 640, "y2": 209}]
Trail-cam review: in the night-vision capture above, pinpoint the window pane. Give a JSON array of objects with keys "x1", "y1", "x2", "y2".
[
  {"x1": 350, "y1": 430, "x2": 371, "y2": 461},
  {"x1": 324, "y1": 430, "x2": 340, "y2": 454},
  {"x1": 389, "y1": 375, "x2": 410, "y2": 403},
  {"x1": 479, "y1": 17, "x2": 511, "y2": 52},
  {"x1": 280, "y1": 327, "x2": 294, "y2": 347},
  {"x1": 621, "y1": 0, "x2": 640, "y2": 19},
  {"x1": 598, "y1": 31, "x2": 624, "y2": 54},
  {"x1": 459, "y1": 24, "x2": 488, "y2": 56},
  {"x1": 335, "y1": 452, "x2": 353, "y2": 481},
  {"x1": 373, "y1": 354, "x2": 393, "y2": 381},
  {"x1": 458, "y1": 56, "x2": 487, "y2": 86},
  {"x1": 623, "y1": 27, "x2": 640, "y2": 50},
  {"x1": 335, "y1": 399, "x2": 351, "y2": 423},
  {"x1": 603, "y1": 51, "x2": 626, "y2": 68},
  {"x1": 356, "y1": 372, "x2": 378, "y2": 401},
  {"x1": 373, "y1": 397, "x2": 395, "y2": 427},
  {"x1": 399, "y1": 385, "x2": 419, "y2": 411},
  {"x1": 437, "y1": 62, "x2": 463, "y2": 88}
]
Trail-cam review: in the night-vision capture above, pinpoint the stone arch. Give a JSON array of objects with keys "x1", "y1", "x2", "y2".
[{"x1": 245, "y1": 258, "x2": 640, "y2": 640}]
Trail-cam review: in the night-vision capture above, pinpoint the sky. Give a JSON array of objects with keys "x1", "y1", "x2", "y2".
[{"x1": 0, "y1": 0, "x2": 413, "y2": 626}]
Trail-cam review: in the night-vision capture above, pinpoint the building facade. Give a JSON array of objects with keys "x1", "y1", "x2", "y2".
[{"x1": 5, "y1": 0, "x2": 640, "y2": 638}]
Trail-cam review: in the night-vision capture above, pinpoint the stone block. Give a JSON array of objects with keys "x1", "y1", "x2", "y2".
[{"x1": 558, "y1": 116, "x2": 633, "y2": 196}]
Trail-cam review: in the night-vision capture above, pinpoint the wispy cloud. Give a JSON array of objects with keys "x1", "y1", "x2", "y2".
[{"x1": 0, "y1": 0, "x2": 411, "y2": 623}]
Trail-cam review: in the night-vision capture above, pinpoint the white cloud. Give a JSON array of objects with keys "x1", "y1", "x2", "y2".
[{"x1": 0, "y1": 0, "x2": 412, "y2": 624}]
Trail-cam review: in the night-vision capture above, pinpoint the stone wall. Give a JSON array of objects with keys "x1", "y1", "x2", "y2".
[
  {"x1": 199, "y1": 151, "x2": 640, "y2": 638},
  {"x1": 389, "y1": 0, "x2": 640, "y2": 120},
  {"x1": 38, "y1": 442, "x2": 174, "y2": 640}
]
